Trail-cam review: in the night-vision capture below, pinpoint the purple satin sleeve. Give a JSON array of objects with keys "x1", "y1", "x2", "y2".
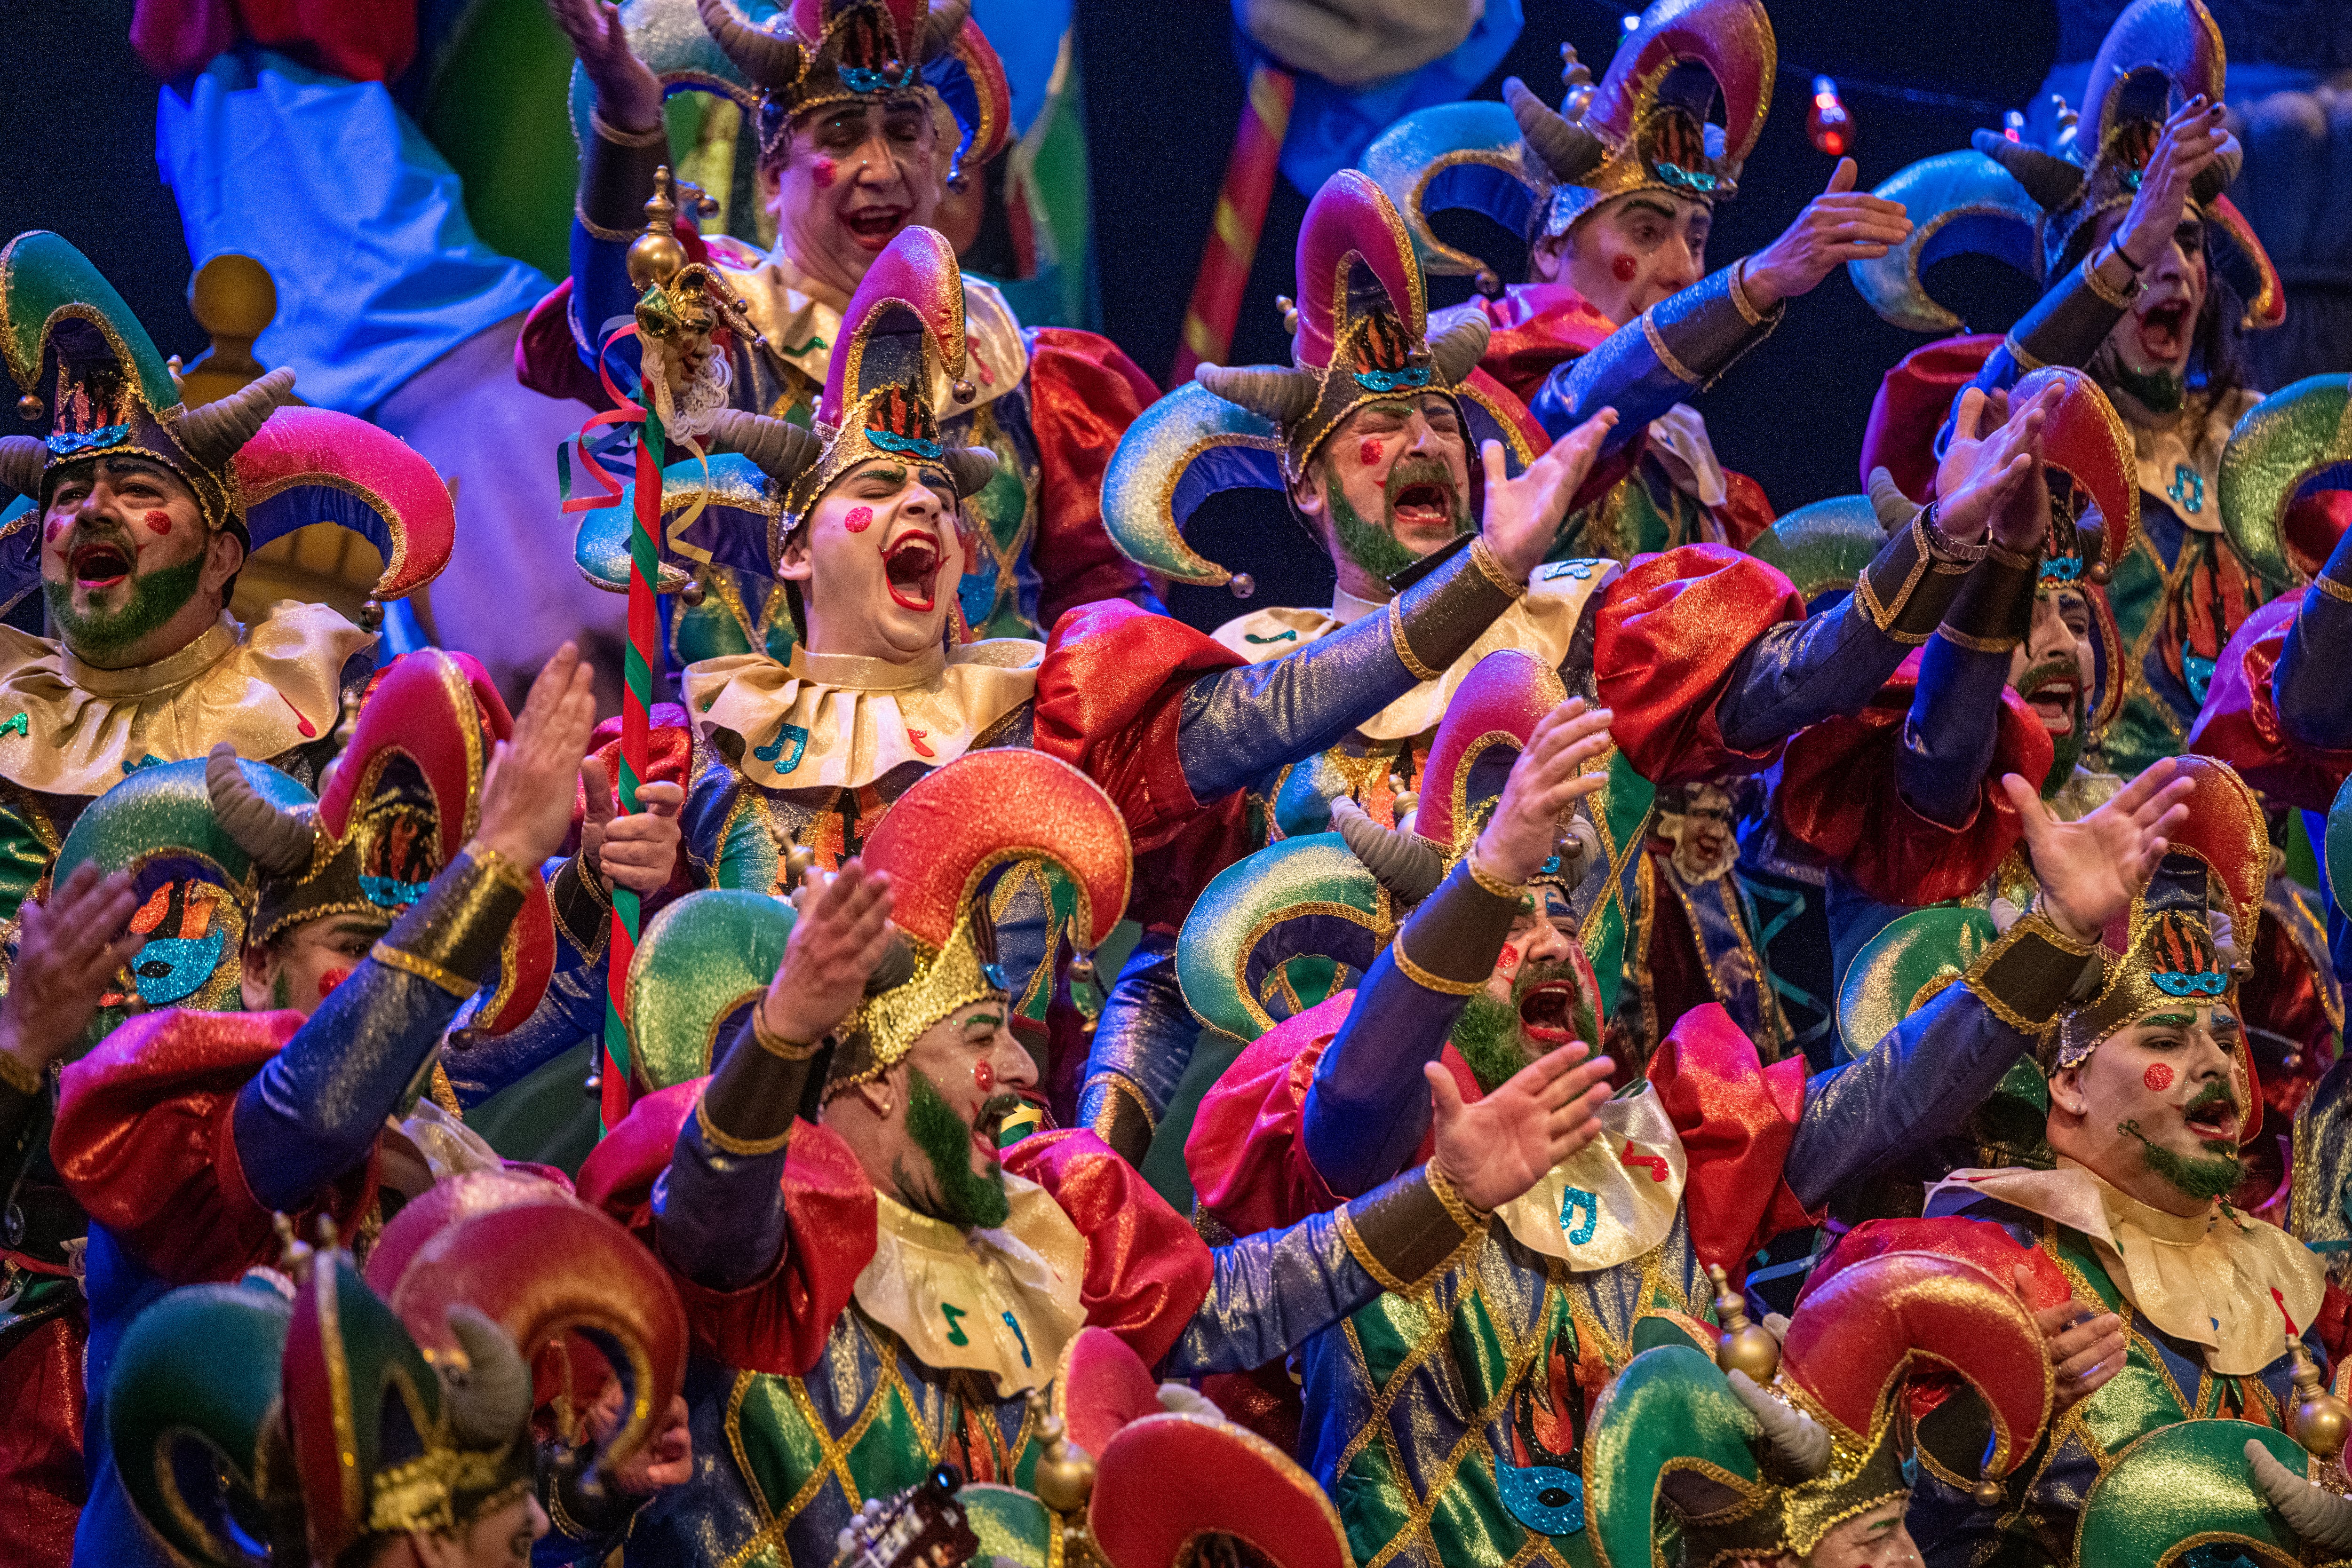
[
  {"x1": 1531, "y1": 266, "x2": 1775, "y2": 454},
  {"x1": 1786, "y1": 982, "x2": 2038, "y2": 1209},
  {"x1": 1302, "y1": 947, "x2": 1466, "y2": 1198},
  {"x1": 2275, "y1": 526, "x2": 2352, "y2": 752},
  {"x1": 1162, "y1": 1207, "x2": 1385, "y2": 1376},
  {"x1": 652, "y1": 1097, "x2": 794, "y2": 1294},
  {"x1": 1716, "y1": 597, "x2": 1910, "y2": 754},
  {"x1": 1902, "y1": 637, "x2": 2012, "y2": 826}
]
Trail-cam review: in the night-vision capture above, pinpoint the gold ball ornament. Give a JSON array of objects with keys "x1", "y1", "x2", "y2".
[
  {"x1": 357, "y1": 599, "x2": 386, "y2": 632},
  {"x1": 1068, "y1": 953, "x2": 1097, "y2": 987},
  {"x1": 2288, "y1": 1335, "x2": 2351, "y2": 1463},
  {"x1": 16, "y1": 394, "x2": 40, "y2": 422},
  {"x1": 1708, "y1": 1263, "x2": 1780, "y2": 1384},
  {"x1": 1025, "y1": 1394, "x2": 1097, "y2": 1514},
  {"x1": 680, "y1": 579, "x2": 708, "y2": 607},
  {"x1": 1229, "y1": 572, "x2": 1255, "y2": 599},
  {"x1": 952, "y1": 377, "x2": 977, "y2": 404},
  {"x1": 1972, "y1": 1476, "x2": 2007, "y2": 1508}
]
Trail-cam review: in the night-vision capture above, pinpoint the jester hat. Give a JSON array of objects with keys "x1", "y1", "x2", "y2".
[
  {"x1": 203, "y1": 649, "x2": 556, "y2": 1034},
  {"x1": 1584, "y1": 1250, "x2": 2052, "y2": 1568},
  {"x1": 0, "y1": 232, "x2": 453, "y2": 610},
  {"x1": 1103, "y1": 170, "x2": 1545, "y2": 592},
  {"x1": 52, "y1": 753, "x2": 312, "y2": 1014},
  {"x1": 2218, "y1": 373, "x2": 2352, "y2": 589},
  {"x1": 1503, "y1": 0, "x2": 1775, "y2": 244},
  {"x1": 2053, "y1": 755, "x2": 2269, "y2": 1097},
  {"x1": 365, "y1": 1171, "x2": 689, "y2": 1481},
  {"x1": 691, "y1": 0, "x2": 1009, "y2": 182},
  {"x1": 578, "y1": 225, "x2": 998, "y2": 596},
  {"x1": 1857, "y1": 0, "x2": 2282, "y2": 335},
  {"x1": 2077, "y1": 1419, "x2": 2352, "y2": 1568}
]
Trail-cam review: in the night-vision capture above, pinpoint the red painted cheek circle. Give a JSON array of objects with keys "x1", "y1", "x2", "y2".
[
  {"x1": 318, "y1": 966, "x2": 352, "y2": 1001},
  {"x1": 1611, "y1": 255, "x2": 1639, "y2": 283},
  {"x1": 1497, "y1": 943, "x2": 1519, "y2": 972},
  {"x1": 43, "y1": 518, "x2": 64, "y2": 543},
  {"x1": 973, "y1": 1061, "x2": 994, "y2": 1093},
  {"x1": 142, "y1": 509, "x2": 172, "y2": 536},
  {"x1": 812, "y1": 156, "x2": 838, "y2": 189},
  {"x1": 1357, "y1": 438, "x2": 1384, "y2": 467},
  {"x1": 2143, "y1": 1062, "x2": 2175, "y2": 1093},
  {"x1": 843, "y1": 506, "x2": 875, "y2": 533}
]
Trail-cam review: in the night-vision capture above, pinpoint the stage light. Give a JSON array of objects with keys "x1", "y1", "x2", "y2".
[
  {"x1": 2003, "y1": 108, "x2": 2026, "y2": 143},
  {"x1": 1806, "y1": 75, "x2": 1851, "y2": 156}
]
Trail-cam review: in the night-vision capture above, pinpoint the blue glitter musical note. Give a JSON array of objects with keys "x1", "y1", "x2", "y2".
[
  {"x1": 1001, "y1": 1311, "x2": 1033, "y2": 1367},
  {"x1": 1559, "y1": 1187, "x2": 1599, "y2": 1246},
  {"x1": 753, "y1": 722, "x2": 809, "y2": 772}
]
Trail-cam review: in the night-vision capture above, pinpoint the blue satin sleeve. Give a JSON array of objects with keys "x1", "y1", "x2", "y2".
[
  {"x1": 1302, "y1": 948, "x2": 1467, "y2": 1198},
  {"x1": 1079, "y1": 931, "x2": 1196, "y2": 1130},
  {"x1": 652, "y1": 1095, "x2": 794, "y2": 1293},
  {"x1": 1162, "y1": 1206, "x2": 1384, "y2": 1376},
  {"x1": 1784, "y1": 982, "x2": 2039, "y2": 1209},
  {"x1": 2275, "y1": 526, "x2": 2352, "y2": 752},
  {"x1": 1716, "y1": 596, "x2": 1912, "y2": 754},
  {"x1": 569, "y1": 220, "x2": 645, "y2": 390},
  {"x1": 1530, "y1": 266, "x2": 1779, "y2": 451},
  {"x1": 1902, "y1": 636, "x2": 2012, "y2": 826}
]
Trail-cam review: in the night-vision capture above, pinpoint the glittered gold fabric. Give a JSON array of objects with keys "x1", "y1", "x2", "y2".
[
  {"x1": 370, "y1": 852, "x2": 527, "y2": 1004},
  {"x1": 1494, "y1": 1084, "x2": 1685, "y2": 1271},
  {"x1": 0, "y1": 604, "x2": 367, "y2": 796}
]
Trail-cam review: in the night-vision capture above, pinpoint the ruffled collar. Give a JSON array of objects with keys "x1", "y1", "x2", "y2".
[
  {"x1": 1927, "y1": 1158, "x2": 2324, "y2": 1375},
  {"x1": 0, "y1": 602, "x2": 368, "y2": 797},
  {"x1": 854, "y1": 1178, "x2": 1087, "y2": 1397},
  {"x1": 1494, "y1": 1083, "x2": 1686, "y2": 1272},
  {"x1": 683, "y1": 638, "x2": 1043, "y2": 791}
]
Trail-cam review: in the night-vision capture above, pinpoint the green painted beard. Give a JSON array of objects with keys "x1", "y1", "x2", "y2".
[
  {"x1": 1450, "y1": 958, "x2": 1590, "y2": 1094},
  {"x1": 2014, "y1": 657, "x2": 2090, "y2": 797},
  {"x1": 2119, "y1": 1118, "x2": 2245, "y2": 1203},
  {"x1": 1323, "y1": 459, "x2": 1473, "y2": 582},
  {"x1": 45, "y1": 551, "x2": 207, "y2": 663},
  {"x1": 898, "y1": 1068, "x2": 1013, "y2": 1231},
  {"x1": 2102, "y1": 351, "x2": 2186, "y2": 415}
]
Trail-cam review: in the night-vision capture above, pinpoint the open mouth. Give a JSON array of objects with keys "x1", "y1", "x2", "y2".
[
  {"x1": 70, "y1": 539, "x2": 131, "y2": 589},
  {"x1": 969, "y1": 1101, "x2": 1009, "y2": 1164},
  {"x1": 2020, "y1": 672, "x2": 2081, "y2": 735},
  {"x1": 843, "y1": 205, "x2": 910, "y2": 249},
  {"x1": 1391, "y1": 482, "x2": 1455, "y2": 532},
  {"x1": 2183, "y1": 1098, "x2": 2239, "y2": 1143},
  {"x1": 882, "y1": 530, "x2": 942, "y2": 612},
  {"x1": 1518, "y1": 981, "x2": 1580, "y2": 1045},
  {"x1": 2135, "y1": 298, "x2": 2190, "y2": 366}
]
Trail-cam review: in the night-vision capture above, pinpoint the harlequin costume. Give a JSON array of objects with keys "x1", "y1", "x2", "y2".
[
  {"x1": 1360, "y1": 0, "x2": 1787, "y2": 562},
  {"x1": 1809, "y1": 759, "x2": 2337, "y2": 1564},
  {"x1": 1583, "y1": 1249, "x2": 2052, "y2": 1568},
  {"x1": 1851, "y1": 0, "x2": 2305, "y2": 779},
  {"x1": 1081, "y1": 166, "x2": 1990, "y2": 1155},
  {"x1": 0, "y1": 230, "x2": 454, "y2": 924},
  {"x1": 1176, "y1": 649, "x2": 2046, "y2": 1568},
  {"x1": 1778, "y1": 369, "x2": 2137, "y2": 987},
  {"x1": 576, "y1": 749, "x2": 1496, "y2": 1568},
  {"x1": 96, "y1": 1180, "x2": 686, "y2": 1566},
  {"x1": 546, "y1": 0, "x2": 1159, "y2": 659},
  {"x1": 47, "y1": 649, "x2": 559, "y2": 1567},
  {"x1": 598, "y1": 222, "x2": 1550, "y2": 1119}
]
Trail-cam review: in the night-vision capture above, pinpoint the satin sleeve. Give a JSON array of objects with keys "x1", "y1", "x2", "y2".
[
  {"x1": 1024, "y1": 328, "x2": 1163, "y2": 626},
  {"x1": 1008, "y1": 1130, "x2": 1215, "y2": 1369},
  {"x1": 2188, "y1": 596, "x2": 2352, "y2": 814},
  {"x1": 1859, "y1": 334, "x2": 2002, "y2": 505},
  {"x1": 1646, "y1": 1005, "x2": 1811, "y2": 1281},
  {"x1": 1531, "y1": 265, "x2": 1781, "y2": 459},
  {"x1": 2273, "y1": 525, "x2": 2352, "y2": 756},
  {"x1": 1182, "y1": 994, "x2": 1356, "y2": 1238}
]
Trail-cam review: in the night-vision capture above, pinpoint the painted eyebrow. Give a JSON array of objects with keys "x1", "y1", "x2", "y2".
[
  {"x1": 1621, "y1": 197, "x2": 1680, "y2": 222},
  {"x1": 2142, "y1": 1013, "x2": 2198, "y2": 1028}
]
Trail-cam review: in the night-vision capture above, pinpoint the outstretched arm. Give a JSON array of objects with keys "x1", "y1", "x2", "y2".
[
  {"x1": 232, "y1": 648, "x2": 598, "y2": 1212},
  {"x1": 1176, "y1": 417, "x2": 1614, "y2": 803},
  {"x1": 0, "y1": 863, "x2": 139, "y2": 1177},
  {"x1": 546, "y1": 0, "x2": 670, "y2": 384}
]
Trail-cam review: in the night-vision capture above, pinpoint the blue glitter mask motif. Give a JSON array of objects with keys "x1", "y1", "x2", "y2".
[
  {"x1": 867, "y1": 428, "x2": 945, "y2": 461},
  {"x1": 359, "y1": 875, "x2": 430, "y2": 909},
  {"x1": 839, "y1": 63, "x2": 916, "y2": 94},
  {"x1": 1353, "y1": 367, "x2": 1431, "y2": 395},
  {"x1": 45, "y1": 423, "x2": 131, "y2": 458},
  {"x1": 2151, "y1": 968, "x2": 2228, "y2": 998},
  {"x1": 130, "y1": 928, "x2": 230, "y2": 1005}
]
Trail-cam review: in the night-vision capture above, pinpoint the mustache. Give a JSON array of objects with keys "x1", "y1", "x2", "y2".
[
  {"x1": 2014, "y1": 659, "x2": 2084, "y2": 701},
  {"x1": 1510, "y1": 958, "x2": 1578, "y2": 1002},
  {"x1": 1384, "y1": 455, "x2": 1457, "y2": 497},
  {"x1": 2185, "y1": 1079, "x2": 2239, "y2": 1118}
]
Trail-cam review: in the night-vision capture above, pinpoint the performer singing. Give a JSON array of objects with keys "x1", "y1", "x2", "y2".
[
  {"x1": 577, "y1": 746, "x2": 1607, "y2": 1567},
  {"x1": 543, "y1": 0, "x2": 1160, "y2": 654},
  {"x1": 1364, "y1": 0, "x2": 1912, "y2": 557},
  {"x1": 1857, "y1": 0, "x2": 2296, "y2": 778}
]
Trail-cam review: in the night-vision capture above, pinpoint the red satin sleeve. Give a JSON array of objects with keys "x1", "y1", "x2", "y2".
[
  {"x1": 132, "y1": 0, "x2": 418, "y2": 83},
  {"x1": 575, "y1": 1082, "x2": 876, "y2": 1377},
  {"x1": 1714, "y1": 469, "x2": 1776, "y2": 552},
  {"x1": 1593, "y1": 544, "x2": 1805, "y2": 785},
  {"x1": 1467, "y1": 284, "x2": 1616, "y2": 406},
  {"x1": 2188, "y1": 597, "x2": 2352, "y2": 813},
  {"x1": 1859, "y1": 334, "x2": 2002, "y2": 501},
  {"x1": 53, "y1": 1011, "x2": 376, "y2": 1285},
  {"x1": 1006, "y1": 1130, "x2": 1214, "y2": 1369},
  {"x1": 1645, "y1": 1004, "x2": 1811, "y2": 1284},
  {"x1": 516, "y1": 279, "x2": 613, "y2": 409},
  {"x1": 1778, "y1": 656, "x2": 2051, "y2": 907},
  {"x1": 1036, "y1": 601, "x2": 1246, "y2": 857},
  {"x1": 1025, "y1": 329, "x2": 1158, "y2": 628},
  {"x1": 1183, "y1": 994, "x2": 1355, "y2": 1238}
]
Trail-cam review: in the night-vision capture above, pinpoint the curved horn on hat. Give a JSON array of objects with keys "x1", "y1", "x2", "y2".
[
  {"x1": 206, "y1": 742, "x2": 314, "y2": 879},
  {"x1": 921, "y1": 0, "x2": 971, "y2": 60},
  {"x1": 2190, "y1": 133, "x2": 2244, "y2": 207},
  {"x1": 174, "y1": 365, "x2": 296, "y2": 472},
  {"x1": 865, "y1": 931, "x2": 917, "y2": 993},
  {"x1": 942, "y1": 445, "x2": 998, "y2": 498},
  {"x1": 694, "y1": 0, "x2": 803, "y2": 90},
  {"x1": 1725, "y1": 1370, "x2": 1831, "y2": 1479},
  {"x1": 2246, "y1": 1439, "x2": 2352, "y2": 1550},
  {"x1": 1194, "y1": 363, "x2": 1318, "y2": 426},
  {"x1": 1969, "y1": 130, "x2": 2086, "y2": 215},
  {"x1": 1329, "y1": 796, "x2": 1445, "y2": 903},
  {"x1": 1867, "y1": 466, "x2": 1921, "y2": 532},
  {"x1": 700, "y1": 408, "x2": 823, "y2": 484},
  {"x1": 1502, "y1": 77, "x2": 1605, "y2": 182},
  {"x1": 439, "y1": 1305, "x2": 534, "y2": 1450},
  {"x1": 0, "y1": 436, "x2": 41, "y2": 502},
  {"x1": 1427, "y1": 317, "x2": 1491, "y2": 389}
]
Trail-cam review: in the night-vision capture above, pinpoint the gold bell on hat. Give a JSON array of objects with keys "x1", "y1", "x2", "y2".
[
  {"x1": 1708, "y1": 1263, "x2": 1780, "y2": 1384},
  {"x1": 2288, "y1": 1332, "x2": 2351, "y2": 1463}
]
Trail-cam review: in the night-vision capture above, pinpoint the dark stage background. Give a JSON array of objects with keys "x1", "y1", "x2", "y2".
[{"x1": 0, "y1": 0, "x2": 2126, "y2": 632}]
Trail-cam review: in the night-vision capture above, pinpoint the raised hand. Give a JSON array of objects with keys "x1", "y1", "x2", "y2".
[
  {"x1": 543, "y1": 0, "x2": 663, "y2": 133},
  {"x1": 2114, "y1": 95, "x2": 2231, "y2": 271},
  {"x1": 1478, "y1": 411, "x2": 1618, "y2": 580},
  {"x1": 2000, "y1": 757, "x2": 2195, "y2": 944},
  {"x1": 0, "y1": 862, "x2": 143, "y2": 1083},
  {"x1": 1931, "y1": 381, "x2": 2062, "y2": 549},
  {"x1": 2017, "y1": 1265, "x2": 2125, "y2": 1415},
  {"x1": 580, "y1": 756, "x2": 685, "y2": 897},
  {"x1": 1474, "y1": 697, "x2": 1615, "y2": 884},
  {"x1": 1738, "y1": 157, "x2": 1914, "y2": 307},
  {"x1": 1428, "y1": 1041, "x2": 1615, "y2": 1211},
  {"x1": 760, "y1": 859, "x2": 897, "y2": 1046},
  {"x1": 475, "y1": 643, "x2": 601, "y2": 871}
]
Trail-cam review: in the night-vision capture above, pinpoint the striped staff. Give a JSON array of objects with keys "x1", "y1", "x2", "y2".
[{"x1": 1169, "y1": 62, "x2": 1295, "y2": 386}]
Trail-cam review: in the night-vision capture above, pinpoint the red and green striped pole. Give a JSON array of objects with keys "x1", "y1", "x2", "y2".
[
  {"x1": 1169, "y1": 62, "x2": 1295, "y2": 387},
  {"x1": 602, "y1": 408, "x2": 664, "y2": 1132}
]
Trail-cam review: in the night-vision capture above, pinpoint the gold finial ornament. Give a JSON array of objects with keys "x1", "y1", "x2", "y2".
[
  {"x1": 783, "y1": 843, "x2": 817, "y2": 893},
  {"x1": 272, "y1": 1212, "x2": 313, "y2": 1278},
  {"x1": 356, "y1": 599, "x2": 385, "y2": 632},
  {"x1": 1026, "y1": 1392, "x2": 1097, "y2": 1514},
  {"x1": 627, "y1": 167, "x2": 689, "y2": 291},
  {"x1": 1973, "y1": 1474, "x2": 2007, "y2": 1508},
  {"x1": 1710, "y1": 1263, "x2": 1780, "y2": 1383},
  {"x1": 2288, "y1": 1333, "x2": 2350, "y2": 1463}
]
